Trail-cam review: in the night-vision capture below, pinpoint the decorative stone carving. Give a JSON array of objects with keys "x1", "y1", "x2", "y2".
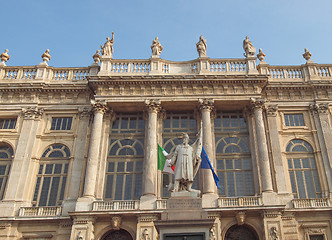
[
  {"x1": 92, "y1": 50, "x2": 101, "y2": 63},
  {"x1": 76, "y1": 231, "x2": 84, "y2": 240},
  {"x1": 101, "y1": 32, "x2": 114, "y2": 58},
  {"x1": 151, "y1": 37, "x2": 163, "y2": 57},
  {"x1": 236, "y1": 212, "x2": 246, "y2": 225},
  {"x1": 141, "y1": 228, "x2": 151, "y2": 240},
  {"x1": 257, "y1": 48, "x2": 266, "y2": 62},
  {"x1": 0, "y1": 49, "x2": 10, "y2": 64},
  {"x1": 310, "y1": 103, "x2": 329, "y2": 114},
  {"x1": 91, "y1": 100, "x2": 109, "y2": 114},
  {"x1": 111, "y1": 216, "x2": 122, "y2": 230},
  {"x1": 144, "y1": 99, "x2": 161, "y2": 113},
  {"x1": 42, "y1": 49, "x2": 51, "y2": 63},
  {"x1": 78, "y1": 107, "x2": 92, "y2": 119},
  {"x1": 22, "y1": 107, "x2": 44, "y2": 119},
  {"x1": 250, "y1": 97, "x2": 265, "y2": 110},
  {"x1": 196, "y1": 35, "x2": 207, "y2": 58},
  {"x1": 270, "y1": 227, "x2": 279, "y2": 240},
  {"x1": 303, "y1": 48, "x2": 312, "y2": 62},
  {"x1": 243, "y1": 36, "x2": 256, "y2": 58},
  {"x1": 266, "y1": 105, "x2": 278, "y2": 116},
  {"x1": 209, "y1": 225, "x2": 216, "y2": 240},
  {"x1": 198, "y1": 98, "x2": 214, "y2": 111}
]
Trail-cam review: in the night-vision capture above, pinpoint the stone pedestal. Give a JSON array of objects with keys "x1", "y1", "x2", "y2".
[{"x1": 155, "y1": 195, "x2": 214, "y2": 240}]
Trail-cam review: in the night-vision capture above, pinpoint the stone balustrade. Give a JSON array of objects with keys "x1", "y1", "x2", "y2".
[
  {"x1": 92, "y1": 200, "x2": 140, "y2": 211},
  {"x1": 292, "y1": 198, "x2": 331, "y2": 208},
  {"x1": 218, "y1": 197, "x2": 262, "y2": 207},
  {"x1": 18, "y1": 206, "x2": 62, "y2": 217},
  {"x1": 156, "y1": 199, "x2": 167, "y2": 209},
  {"x1": 1, "y1": 60, "x2": 331, "y2": 82}
]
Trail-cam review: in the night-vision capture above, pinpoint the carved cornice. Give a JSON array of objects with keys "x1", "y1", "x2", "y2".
[
  {"x1": 144, "y1": 99, "x2": 161, "y2": 113},
  {"x1": 262, "y1": 210, "x2": 282, "y2": 218},
  {"x1": 310, "y1": 103, "x2": 329, "y2": 114},
  {"x1": 22, "y1": 107, "x2": 44, "y2": 119},
  {"x1": 91, "y1": 100, "x2": 109, "y2": 114},
  {"x1": 266, "y1": 104, "x2": 278, "y2": 116}
]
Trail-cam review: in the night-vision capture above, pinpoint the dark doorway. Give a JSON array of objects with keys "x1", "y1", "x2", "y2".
[
  {"x1": 101, "y1": 229, "x2": 133, "y2": 240},
  {"x1": 225, "y1": 224, "x2": 259, "y2": 240}
]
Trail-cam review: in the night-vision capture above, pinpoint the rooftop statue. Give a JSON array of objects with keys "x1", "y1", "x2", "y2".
[
  {"x1": 0, "y1": 49, "x2": 10, "y2": 64},
  {"x1": 151, "y1": 37, "x2": 163, "y2": 57},
  {"x1": 243, "y1": 36, "x2": 256, "y2": 57},
  {"x1": 168, "y1": 122, "x2": 202, "y2": 194},
  {"x1": 101, "y1": 32, "x2": 114, "y2": 58},
  {"x1": 196, "y1": 35, "x2": 207, "y2": 58}
]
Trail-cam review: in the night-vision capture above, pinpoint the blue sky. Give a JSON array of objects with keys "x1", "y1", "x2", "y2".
[{"x1": 1, "y1": 0, "x2": 332, "y2": 67}]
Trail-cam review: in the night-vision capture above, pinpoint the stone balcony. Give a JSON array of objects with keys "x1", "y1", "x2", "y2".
[
  {"x1": 292, "y1": 198, "x2": 331, "y2": 208},
  {"x1": 18, "y1": 206, "x2": 62, "y2": 217}
]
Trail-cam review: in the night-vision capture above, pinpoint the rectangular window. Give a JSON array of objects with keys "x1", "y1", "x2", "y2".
[
  {"x1": 284, "y1": 114, "x2": 305, "y2": 126},
  {"x1": 50, "y1": 117, "x2": 72, "y2": 130},
  {"x1": 0, "y1": 119, "x2": 17, "y2": 129},
  {"x1": 309, "y1": 235, "x2": 324, "y2": 240}
]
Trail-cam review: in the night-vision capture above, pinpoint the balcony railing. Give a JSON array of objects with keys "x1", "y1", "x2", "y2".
[
  {"x1": 218, "y1": 197, "x2": 262, "y2": 207},
  {"x1": 18, "y1": 207, "x2": 62, "y2": 217},
  {"x1": 92, "y1": 200, "x2": 139, "y2": 211},
  {"x1": 156, "y1": 199, "x2": 167, "y2": 209},
  {"x1": 292, "y1": 198, "x2": 330, "y2": 208}
]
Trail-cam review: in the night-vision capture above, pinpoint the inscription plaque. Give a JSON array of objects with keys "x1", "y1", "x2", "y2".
[{"x1": 167, "y1": 198, "x2": 202, "y2": 209}]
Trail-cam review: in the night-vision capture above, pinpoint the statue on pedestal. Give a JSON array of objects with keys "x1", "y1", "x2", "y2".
[
  {"x1": 101, "y1": 32, "x2": 114, "y2": 58},
  {"x1": 151, "y1": 37, "x2": 163, "y2": 57},
  {"x1": 196, "y1": 35, "x2": 207, "y2": 58},
  {"x1": 168, "y1": 123, "x2": 202, "y2": 193},
  {"x1": 243, "y1": 36, "x2": 256, "y2": 57}
]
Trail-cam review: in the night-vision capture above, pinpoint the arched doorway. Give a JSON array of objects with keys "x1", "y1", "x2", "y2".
[
  {"x1": 225, "y1": 224, "x2": 259, "y2": 240},
  {"x1": 101, "y1": 229, "x2": 133, "y2": 240}
]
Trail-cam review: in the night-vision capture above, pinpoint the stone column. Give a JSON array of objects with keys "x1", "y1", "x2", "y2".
[
  {"x1": 62, "y1": 107, "x2": 91, "y2": 215},
  {"x1": 266, "y1": 105, "x2": 289, "y2": 195},
  {"x1": 250, "y1": 98, "x2": 273, "y2": 193},
  {"x1": 1, "y1": 107, "x2": 43, "y2": 216},
  {"x1": 310, "y1": 103, "x2": 332, "y2": 195},
  {"x1": 82, "y1": 101, "x2": 109, "y2": 198},
  {"x1": 198, "y1": 99, "x2": 216, "y2": 194},
  {"x1": 141, "y1": 100, "x2": 161, "y2": 209}
]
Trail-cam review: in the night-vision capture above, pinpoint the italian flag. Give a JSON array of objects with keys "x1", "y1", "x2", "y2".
[{"x1": 158, "y1": 144, "x2": 175, "y2": 174}]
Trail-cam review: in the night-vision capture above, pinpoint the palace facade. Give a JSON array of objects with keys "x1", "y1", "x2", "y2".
[{"x1": 0, "y1": 37, "x2": 331, "y2": 240}]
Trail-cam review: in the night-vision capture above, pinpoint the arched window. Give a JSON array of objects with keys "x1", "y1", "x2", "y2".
[
  {"x1": 215, "y1": 112, "x2": 254, "y2": 197},
  {"x1": 286, "y1": 139, "x2": 321, "y2": 198},
  {"x1": 101, "y1": 229, "x2": 133, "y2": 240},
  {"x1": 225, "y1": 224, "x2": 259, "y2": 240},
  {"x1": 105, "y1": 113, "x2": 144, "y2": 200},
  {"x1": 33, "y1": 144, "x2": 70, "y2": 206},
  {"x1": 0, "y1": 144, "x2": 13, "y2": 200}
]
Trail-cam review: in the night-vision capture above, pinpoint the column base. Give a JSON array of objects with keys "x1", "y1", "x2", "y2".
[
  {"x1": 202, "y1": 193, "x2": 218, "y2": 208},
  {"x1": 262, "y1": 191, "x2": 280, "y2": 206},
  {"x1": 140, "y1": 195, "x2": 156, "y2": 210},
  {"x1": 75, "y1": 196, "x2": 94, "y2": 212}
]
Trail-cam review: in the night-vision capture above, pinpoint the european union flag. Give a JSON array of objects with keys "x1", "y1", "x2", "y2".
[{"x1": 201, "y1": 147, "x2": 220, "y2": 189}]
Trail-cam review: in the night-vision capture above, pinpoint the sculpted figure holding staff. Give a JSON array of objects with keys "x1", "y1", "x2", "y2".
[{"x1": 168, "y1": 122, "x2": 202, "y2": 193}]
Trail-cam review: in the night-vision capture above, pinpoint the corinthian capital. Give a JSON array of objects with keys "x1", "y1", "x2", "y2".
[
  {"x1": 198, "y1": 98, "x2": 214, "y2": 112},
  {"x1": 91, "y1": 100, "x2": 109, "y2": 114},
  {"x1": 266, "y1": 105, "x2": 278, "y2": 116},
  {"x1": 144, "y1": 99, "x2": 161, "y2": 113},
  {"x1": 22, "y1": 107, "x2": 44, "y2": 119},
  {"x1": 310, "y1": 103, "x2": 329, "y2": 114},
  {"x1": 250, "y1": 97, "x2": 265, "y2": 111}
]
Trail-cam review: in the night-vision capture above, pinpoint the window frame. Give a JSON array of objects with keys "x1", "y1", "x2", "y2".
[{"x1": 281, "y1": 112, "x2": 309, "y2": 130}]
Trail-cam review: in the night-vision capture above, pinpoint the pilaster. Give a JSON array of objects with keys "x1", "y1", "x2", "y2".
[
  {"x1": 0, "y1": 107, "x2": 43, "y2": 217},
  {"x1": 137, "y1": 214, "x2": 159, "y2": 240},
  {"x1": 262, "y1": 210, "x2": 284, "y2": 240},
  {"x1": 140, "y1": 99, "x2": 161, "y2": 209},
  {"x1": 62, "y1": 107, "x2": 91, "y2": 215},
  {"x1": 310, "y1": 103, "x2": 332, "y2": 195},
  {"x1": 266, "y1": 105, "x2": 292, "y2": 202},
  {"x1": 69, "y1": 216, "x2": 95, "y2": 240}
]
